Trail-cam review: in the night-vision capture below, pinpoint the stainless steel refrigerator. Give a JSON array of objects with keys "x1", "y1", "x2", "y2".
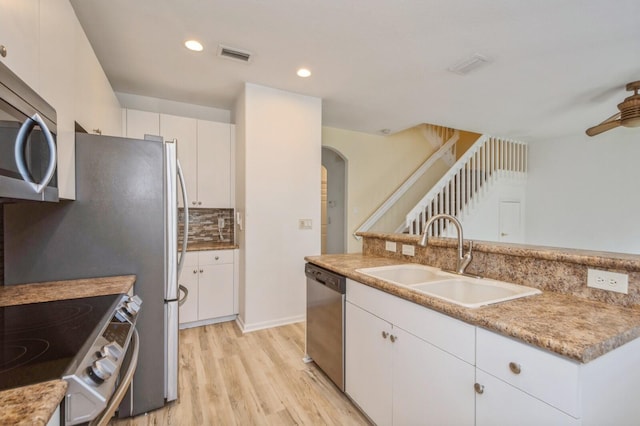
[{"x1": 3, "y1": 133, "x2": 189, "y2": 416}]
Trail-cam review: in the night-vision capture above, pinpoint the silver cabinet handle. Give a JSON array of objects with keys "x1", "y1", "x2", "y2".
[
  {"x1": 198, "y1": 201, "x2": 202, "y2": 205},
  {"x1": 381, "y1": 331, "x2": 389, "y2": 339},
  {"x1": 192, "y1": 201, "x2": 197, "y2": 205},
  {"x1": 509, "y1": 362, "x2": 521, "y2": 375},
  {"x1": 0, "y1": 45, "x2": 6, "y2": 57},
  {"x1": 474, "y1": 383, "x2": 484, "y2": 394},
  {"x1": 199, "y1": 269, "x2": 204, "y2": 273},
  {"x1": 193, "y1": 269, "x2": 197, "y2": 274},
  {"x1": 390, "y1": 335, "x2": 397, "y2": 343},
  {"x1": 14, "y1": 113, "x2": 56, "y2": 193},
  {"x1": 215, "y1": 256, "x2": 219, "y2": 260}
]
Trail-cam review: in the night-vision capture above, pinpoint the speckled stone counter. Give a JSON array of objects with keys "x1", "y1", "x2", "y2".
[
  {"x1": 186, "y1": 241, "x2": 238, "y2": 251},
  {"x1": 305, "y1": 253, "x2": 640, "y2": 363},
  {"x1": 0, "y1": 275, "x2": 136, "y2": 425}
]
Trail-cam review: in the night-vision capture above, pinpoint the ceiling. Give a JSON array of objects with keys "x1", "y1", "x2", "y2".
[{"x1": 69, "y1": 0, "x2": 639, "y2": 142}]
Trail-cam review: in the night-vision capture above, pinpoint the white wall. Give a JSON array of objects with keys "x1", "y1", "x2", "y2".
[
  {"x1": 235, "y1": 83, "x2": 321, "y2": 331},
  {"x1": 322, "y1": 126, "x2": 440, "y2": 252},
  {"x1": 525, "y1": 130, "x2": 640, "y2": 254}
]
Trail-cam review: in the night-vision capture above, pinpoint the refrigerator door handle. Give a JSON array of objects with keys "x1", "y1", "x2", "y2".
[
  {"x1": 177, "y1": 159, "x2": 189, "y2": 280},
  {"x1": 178, "y1": 284, "x2": 188, "y2": 307},
  {"x1": 165, "y1": 301, "x2": 179, "y2": 402}
]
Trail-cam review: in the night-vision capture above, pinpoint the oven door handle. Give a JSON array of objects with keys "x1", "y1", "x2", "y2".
[
  {"x1": 90, "y1": 328, "x2": 140, "y2": 426},
  {"x1": 14, "y1": 113, "x2": 57, "y2": 193}
]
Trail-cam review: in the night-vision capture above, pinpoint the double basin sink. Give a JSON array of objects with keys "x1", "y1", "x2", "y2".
[{"x1": 356, "y1": 264, "x2": 541, "y2": 308}]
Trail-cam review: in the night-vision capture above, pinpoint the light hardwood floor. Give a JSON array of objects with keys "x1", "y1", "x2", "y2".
[{"x1": 110, "y1": 321, "x2": 370, "y2": 425}]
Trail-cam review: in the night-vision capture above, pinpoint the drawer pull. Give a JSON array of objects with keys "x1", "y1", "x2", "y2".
[
  {"x1": 509, "y1": 362, "x2": 522, "y2": 375},
  {"x1": 193, "y1": 269, "x2": 197, "y2": 274},
  {"x1": 199, "y1": 269, "x2": 204, "y2": 273},
  {"x1": 381, "y1": 331, "x2": 389, "y2": 339},
  {"x1": 390, "y1": 335, "x2": 397, "y2": 343},
  {"x1": 215, "y1": 256, "x2": 219, "y2": 260},
  {"x1": 474, "y1": 383, "x2": 484, "y2": 394}
]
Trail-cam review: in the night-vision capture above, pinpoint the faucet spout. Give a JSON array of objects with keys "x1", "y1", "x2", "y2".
[{"x1": 418, "y1": 213, "x2": 473, "y2": 274}]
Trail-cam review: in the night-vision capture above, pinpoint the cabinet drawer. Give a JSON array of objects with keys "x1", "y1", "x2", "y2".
[
  {"x1": 346, "y1": 279, "x2": 475, "y2": 364},
  {"x1": 182, "y1": 252, "x2": 199, "y2": 267},
  {"x1": 199, "y1": 250, "x2": 234, "y2": 265},
  {"x1": 476, "y1": 328, "x2": 580, "y2": 417}
]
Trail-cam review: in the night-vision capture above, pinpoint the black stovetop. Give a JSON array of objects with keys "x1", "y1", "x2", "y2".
[{"x1": 0, "y1": 294, "x2": 120, "y2": 391}]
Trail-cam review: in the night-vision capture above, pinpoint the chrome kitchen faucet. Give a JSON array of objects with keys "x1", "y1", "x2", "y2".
[{"x1": 419, "y1": 213, "x2": 473, "y2": 275}]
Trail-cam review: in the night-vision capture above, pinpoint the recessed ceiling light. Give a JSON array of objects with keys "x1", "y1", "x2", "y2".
[
  {"x1": 185, "y1": 40, "x2": 204, "y2": 52},
  {"x1": 297, "y1": 68, "x2": 312, "y2": 78}
]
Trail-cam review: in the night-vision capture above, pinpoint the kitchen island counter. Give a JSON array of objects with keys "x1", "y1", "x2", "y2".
[
  {"x1": 305, "y1": 253, "x2": 640, "y2": 363},
  {"x1": 0, "y1": 275, "x2": 136, "y2": 425}
]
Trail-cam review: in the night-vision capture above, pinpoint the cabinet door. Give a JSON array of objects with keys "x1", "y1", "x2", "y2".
[
  {"x1": 345, "y1": 301, "x2": 393, "y2": 426},
  {"x1": 475, "y1": 370, "x2": 579, "y2": 426},
  {"x1": 161, "y1": 114, "x2": 197, "y2": 208},
  {"x1": 73, "y1": 19, "x2": 121, "y2": 137},
  {"x1": 393, "y1": 326, "x2": 475, "y2": 426},
  {"x1": 39, "y1": 0, "x2": 77, "y2": 200},
  {"x1": 126, "y1": 109, "x2": 160, "y2": 140},
  {"x1": 198, "y1": 263, "x2": 234, "y2": 320},
  {"x1": 196, "y1": 120, "x2": 232, "y2": 208},
  {"x1": 0, "y1": 0, "x2": 39, "y2": 89},
  {"x1": 178, "y1": 265, "x2": 199, "y2": 324}
]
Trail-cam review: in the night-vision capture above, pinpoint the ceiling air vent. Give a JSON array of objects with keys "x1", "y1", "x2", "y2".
[
  {"x1": 217, "y1": 44, "x2": 252, "y2": 63},
  {"x1": 447, "y1": 54, "x2": 490, "y2": 75}
]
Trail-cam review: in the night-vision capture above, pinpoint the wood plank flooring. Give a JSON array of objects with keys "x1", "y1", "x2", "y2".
[{"x1": 110, "y1": 321, "x2": 370, "y2": 425}]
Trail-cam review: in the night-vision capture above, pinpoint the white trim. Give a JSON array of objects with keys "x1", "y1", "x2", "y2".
[
  {"x1": 179, "y1": 314, "x2": 237, "y2": 330},
  {"x1": 236, "y1": 314, "x2": 305, "y2": 333}
]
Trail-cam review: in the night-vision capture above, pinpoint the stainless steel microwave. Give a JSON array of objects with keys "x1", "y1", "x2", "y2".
[{"x1": 0, "y1": 60, "x2": 58, "y2": 202}]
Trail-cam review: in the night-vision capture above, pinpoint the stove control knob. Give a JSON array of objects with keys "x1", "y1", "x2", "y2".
[
  {"x1": 123, "y1": 295, "x2": 143, "y2": 316},
  {"x1": 88, "y1": 357, "x2": 117, "y2": 384},
  {"x1": 100, "y1": 342, "x2": 124, "y2": 361}
]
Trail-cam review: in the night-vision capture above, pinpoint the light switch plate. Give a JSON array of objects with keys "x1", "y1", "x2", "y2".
[
  {"x1": 385, "y1": 241, "x2": 396, "y2": 252},
  {"x1": 402, "y1": 244, "x2": 415, "y2": 256},
  {"x1": 298, "y1": 219, "x2": 312, "y2": 230}
]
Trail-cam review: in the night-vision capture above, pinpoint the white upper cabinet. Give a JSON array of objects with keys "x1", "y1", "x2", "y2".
[
  {"x1": 73, "y1": 18, "x2": 121, "y2": 138},
  {"x1": 196, "y1": 120, "x2": 232, "y2": 208},
  {"x1": 39, "y1": 0, "x2": 76, "y2": 200},
  {"x1": 0, "y1": 0, "x2": 39, "y2": 90},
  {"x1": 160, "y1": 114, "x2": 197, "y2": 207}
]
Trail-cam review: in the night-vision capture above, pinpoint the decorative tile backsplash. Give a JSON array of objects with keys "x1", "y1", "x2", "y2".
[{"x1": 178, "y1": 208, "x2": 234, "y2": 245}]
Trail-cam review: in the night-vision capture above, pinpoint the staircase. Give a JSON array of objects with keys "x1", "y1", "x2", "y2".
[
  {"x1": 353, "y1": 124, "x2": 460, "y2": 238},
  {"x1": 406, "y1": 135, "x2": 527, "y2": 236}
]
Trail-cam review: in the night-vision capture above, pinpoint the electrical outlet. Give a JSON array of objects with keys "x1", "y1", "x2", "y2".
[
  {"x1": 385, "y1": 241, "x2": 396, "y2": 252},
  {"x1": 298, "y1": 219, "x2": 312, "y2": 230},
  {"x1": 587, "y1": 269, "x2": 628, "y2": 294},
  {"x1": 218, "y1": 217, "x2": 225, "y2": 228},
  {"x1": 402, "y1": 244, "x2": 415, "y2": 256}
]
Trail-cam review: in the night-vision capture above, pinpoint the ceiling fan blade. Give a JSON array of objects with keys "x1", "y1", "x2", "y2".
[{"x1": 586, "y1": 114, "x2": 622, "y2": 136}]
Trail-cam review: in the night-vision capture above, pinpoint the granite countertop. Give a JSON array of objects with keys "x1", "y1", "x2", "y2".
[
  {"x1": 305, "y1": 254, "x2": 640, "y2": 363},
  {"x1": 0, "y1": 275, "x2": 136, "y2": 425},
  {"x1": 185, "y1": 241, "x2": 238, "y2": 251}
]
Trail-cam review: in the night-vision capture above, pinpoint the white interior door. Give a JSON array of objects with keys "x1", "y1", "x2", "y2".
[{"x1": 499, "y1": 201, "x2": 523, "y2": 243}]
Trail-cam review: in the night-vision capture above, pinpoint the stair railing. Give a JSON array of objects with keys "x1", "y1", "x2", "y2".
[{"x1": 406, "y1": 135, "x2": 527, "y2": 236}]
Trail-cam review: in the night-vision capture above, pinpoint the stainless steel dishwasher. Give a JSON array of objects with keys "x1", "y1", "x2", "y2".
[{"x1": 305, "y1": 263, "x2": 346, "y2": 391}]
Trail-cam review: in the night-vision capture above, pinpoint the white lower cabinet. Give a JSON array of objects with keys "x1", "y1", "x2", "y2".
[
  {"x1": 345, "y1": 278, "x2": 640, "y2": 425},
  {"x1": 345, "y1": 279, "x2": 475, "y2": 425},
  {"x1": 179, "y1": 250, "x2": 236, "y2": 327},
  {"x1": 475, "y1": 369, "x2": 579, "y2": 426}
]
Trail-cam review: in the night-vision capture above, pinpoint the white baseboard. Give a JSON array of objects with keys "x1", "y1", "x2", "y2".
[
  {"x1": 236, "y1": 314, "x2": 305, "y2": 333},
  {"x1": 179, "y1": 314, "x2": 237, "y2": 330}
]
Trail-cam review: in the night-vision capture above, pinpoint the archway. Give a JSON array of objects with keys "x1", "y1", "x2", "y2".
[{"x1": 321, "y1": 147, "x2": 347, "y2": 254}]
